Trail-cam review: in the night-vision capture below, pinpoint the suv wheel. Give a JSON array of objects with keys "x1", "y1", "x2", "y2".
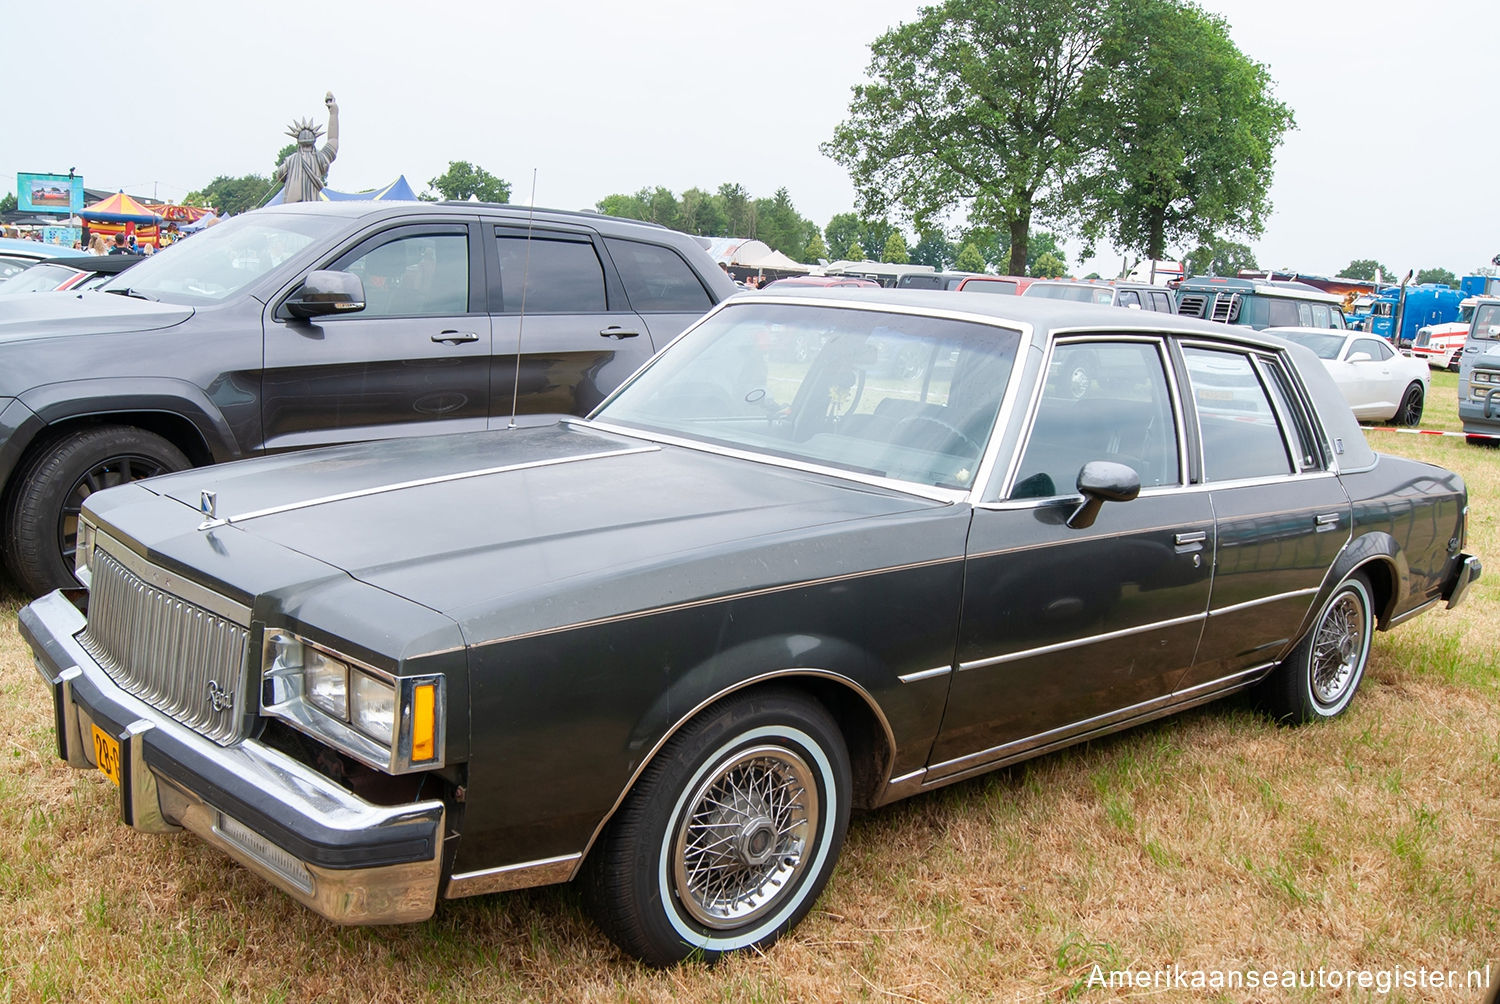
[{"x1": 4, "y1": 426, "x2": 190, "y2": 595}]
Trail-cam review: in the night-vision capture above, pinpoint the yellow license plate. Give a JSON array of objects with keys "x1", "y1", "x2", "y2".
[{"x1": 90, "y1": 724, "x2": 121, "y2": 787}]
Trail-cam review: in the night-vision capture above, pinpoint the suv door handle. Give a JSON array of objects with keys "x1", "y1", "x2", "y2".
[
  {"x1": 600, "y1": 326, "x2": 640, "y2": 339},
  {"x1": 432, "y1": 330, "x2": 479, "y2": 344}
]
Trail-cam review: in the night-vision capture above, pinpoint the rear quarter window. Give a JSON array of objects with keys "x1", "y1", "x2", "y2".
[{"x1": 605, "y1": 238, "x2": 714, "y2": 313}]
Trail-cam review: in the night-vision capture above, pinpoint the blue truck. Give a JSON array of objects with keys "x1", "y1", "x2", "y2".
[{"x1": 1354, "y1": 282, "x2": 1468, "y2": 346}]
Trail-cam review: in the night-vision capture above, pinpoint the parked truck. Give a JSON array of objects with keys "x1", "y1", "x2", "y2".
[{"x1": 1353, "y1": 282, "x2": 1467, "y2": 346}]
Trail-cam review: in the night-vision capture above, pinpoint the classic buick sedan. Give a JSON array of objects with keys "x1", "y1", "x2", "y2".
[{"x1": 22, "y1": 290, "x2": 1482, "y2": 964}]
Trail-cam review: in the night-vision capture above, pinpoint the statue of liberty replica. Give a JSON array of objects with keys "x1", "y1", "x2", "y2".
[{"x1": 273, "y1": 91, "x2": 340, "y2": 203}]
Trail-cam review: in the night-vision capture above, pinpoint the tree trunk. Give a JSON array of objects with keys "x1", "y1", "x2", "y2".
[{"x1": 1007, "y1": 213, "x2": 1030, "y2": 277}]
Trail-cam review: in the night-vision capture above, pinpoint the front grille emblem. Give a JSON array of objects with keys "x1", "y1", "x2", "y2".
[{"x1": 207, "y1": 680, "x2": 233, "y2": 713}]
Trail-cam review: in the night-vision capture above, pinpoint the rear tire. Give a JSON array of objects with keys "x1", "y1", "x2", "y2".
[
  {"x1": 1261, "y1": 573, "x2": 1373, "y2": 724},
  {"x1": 583, "y1": 689, "x2": 851, "y2": 966},
  {"x1": 4, "y1": 426, "x2": 189, "y2": 596}
]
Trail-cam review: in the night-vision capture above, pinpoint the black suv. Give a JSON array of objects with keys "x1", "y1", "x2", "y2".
[{"x1": 0, "y1": 200, "x2": 736, "y2": 594}]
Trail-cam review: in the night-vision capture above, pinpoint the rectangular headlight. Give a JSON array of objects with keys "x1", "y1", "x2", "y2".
[
  {"x1": 350, "y1": 670, "x2": 396, "y2": 744},
  {"x1": 260, "y1": 630, "x2": 445, "y2": 774}
]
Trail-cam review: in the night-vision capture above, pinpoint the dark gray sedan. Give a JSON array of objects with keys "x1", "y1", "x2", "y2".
[{"x1": 22, "y1": 290, "x2": 1481, "y2": 964}]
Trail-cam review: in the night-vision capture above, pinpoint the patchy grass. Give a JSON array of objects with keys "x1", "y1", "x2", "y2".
[{"x1": 0, "y1": 395, "x2": 1495, "y2": 1001}]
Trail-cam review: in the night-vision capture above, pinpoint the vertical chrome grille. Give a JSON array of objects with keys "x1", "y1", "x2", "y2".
[{"x1": 80, "y1": 548, "x2": 250, "y2": 745}]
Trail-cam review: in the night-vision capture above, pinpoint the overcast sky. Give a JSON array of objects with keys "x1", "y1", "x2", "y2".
[{"x1": 11, "y1": 0, "x2": 1497, "y2": 278}]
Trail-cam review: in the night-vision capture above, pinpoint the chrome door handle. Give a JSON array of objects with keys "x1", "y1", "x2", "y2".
[
  {"x1": 1315, "y1": 512, "x2": 1340, "y2": 531},
  {"x1": 432, "y1": 330, "x2": 479, "y2": 344},
  {"x1": 600, "y1": 326, "x2": 640, "y2": 339},
  {"x1": 1174, "y1": 531, "x2": 1207, "y2": 545}
]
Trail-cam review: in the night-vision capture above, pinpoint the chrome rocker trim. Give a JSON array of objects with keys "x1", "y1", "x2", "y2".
[{"x1": 21, "y1": 589, "x2": 446, "y2": 926}]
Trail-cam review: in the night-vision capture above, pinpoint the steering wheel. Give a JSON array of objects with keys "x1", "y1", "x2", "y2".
[{"x1": 896, "y1": 414, "x2": 983, "y2": 456}]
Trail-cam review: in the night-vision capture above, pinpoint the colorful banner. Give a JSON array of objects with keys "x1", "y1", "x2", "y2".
[{"x1": 18, "y1": 173, "x2": 85, "y2": 214}]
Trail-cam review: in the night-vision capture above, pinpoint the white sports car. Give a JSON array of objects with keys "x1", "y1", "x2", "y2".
[{"x1": 1268, "y1": 327, "x2": 1428, "y2": 426}]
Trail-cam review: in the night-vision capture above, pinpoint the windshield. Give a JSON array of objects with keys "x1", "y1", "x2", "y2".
[
  {"x1": 0, "y1": 263, "x2": 82, "y2": 295},
  {"x1": 1026, "y1": 283, "x2": 1112, "y2": 305},
  {"x1": 1274, "y1": 330, "x2": 1346, "y2": 359},
  {"x1": 597, "y1": 301, "x2": 1019, "y2": 490},
  {"x1": 99, "y1": 212, "x2": 341, "y2": 304},
  {"x1": 1474, "y1": 302, "x2": 1500, "y2": 341}
]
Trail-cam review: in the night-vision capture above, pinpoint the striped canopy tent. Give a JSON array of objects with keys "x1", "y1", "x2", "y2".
[
  {"x1": 150, "y1": 204, "x2": 214, "y2": 223},
  {"x1": 80, "y1": 192, "x2": 162, "y2": 246}
]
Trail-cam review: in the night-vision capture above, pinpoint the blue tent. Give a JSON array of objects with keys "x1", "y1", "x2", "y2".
[{"x1": 264, "y1": 175, "x2": 420, "y2": 206}]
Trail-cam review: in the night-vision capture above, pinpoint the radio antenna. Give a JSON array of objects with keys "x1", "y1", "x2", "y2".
[{"x1": 508, "y1": 168, "x2": 538, "y2": 430}]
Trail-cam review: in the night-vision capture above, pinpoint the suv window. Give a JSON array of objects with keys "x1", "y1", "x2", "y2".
[
  {"x1": 1117, "y1": 289, "x2": 1141, "y2": 308},
  {"x1": 495, "y1": 234, "x2": 606, "y2": 313},
  {"x1": 1150, "y1": 291, "x2": 1173, "y2": 313},
  {"x1": 344, "y1": 233, "x2": 469, "y2": 318},
  {"x1": 604, "y1": 238, "x2": 714, "y2": 313},
  {"x1": 1011, "y1": 340, "x2": 1179, "y2": 498},
  {"x1": 1183, "y1": 347, "x2": 1292, "y2": 480},
  {"x1": 1266, "y1": 299, "x2": 1301, "y2": 327}
]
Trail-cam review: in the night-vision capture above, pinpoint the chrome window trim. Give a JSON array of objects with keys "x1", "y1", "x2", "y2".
[
  {"x1": 993, "y1": 333, "x2": 1188, "y2": 502},
  {"x1": 198, "y1": 445, "x2": 660, "y2": 529},
  {"x1": 958, "y1": 611, "x2": 1207, "y2": 673},
  {"x1": 93, "y1": 529, "x2": 251, "y2": 624}
]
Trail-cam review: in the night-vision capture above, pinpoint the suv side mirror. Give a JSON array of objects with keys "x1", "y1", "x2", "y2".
[
  {"x1": 1067, "y1": 460, "x2": 1141, "y2": 529},
  {"x1": 286, "y1": 270, "x2": 366, "y2": 319}
]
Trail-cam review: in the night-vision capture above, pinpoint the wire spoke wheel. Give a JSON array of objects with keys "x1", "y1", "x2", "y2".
[
  {"x1": 671, "y1": 745, "x2": 817, "y2": 929},
  {"x1": 1309, "y1": 590, "x2": 1365, "y2": 707}
]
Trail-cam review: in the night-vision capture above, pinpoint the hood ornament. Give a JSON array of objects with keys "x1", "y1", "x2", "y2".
[{"x1": 198, "y1": 490, "x2": 227, "y2": 531}]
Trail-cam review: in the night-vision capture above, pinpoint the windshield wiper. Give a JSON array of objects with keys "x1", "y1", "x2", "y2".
[{"x1": 104, "y1": 287, "x2": 156, "y2": 301}]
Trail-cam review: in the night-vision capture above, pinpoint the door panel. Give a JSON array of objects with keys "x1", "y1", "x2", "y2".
[
  {"x1": 262, "y1": 224, "x2": 490, "y2": 450},
  {"x1": 485, "y1": 231, "x2": 656, "y2": 421}
]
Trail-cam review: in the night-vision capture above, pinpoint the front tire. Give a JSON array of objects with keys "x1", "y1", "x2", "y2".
[
  {"x1": 4, "y1": 426, "x2": 190, "y2": 596},
  {"x1": 583, "y1": 689, "x2": 851, "y2": 966},
  {"x1": 1393, "y1": 382, "x2": 1424, "y2": 426},
  {"x1": 1262, "y1": 573, "x2": 1373, "y2": 723}
]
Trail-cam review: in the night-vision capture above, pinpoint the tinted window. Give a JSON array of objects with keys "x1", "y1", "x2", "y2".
[
  {"x1": 1011, "y1": 340, "x2": 1180, "y2": 498},
  {"x1": 1351, "y1": 338, "x2": 1394, "y2": 361},
  {"x1": 960, "y1": 278, "x2": 1018, "y2": 294},
  {"x1": 605, "y1": 238, "x2": 713, "y2": 313},
  {"x1": 1261, "y1": 358, "x2": 1323, "y2": 471},
  {"x1": 1183, "y1": 347, "x2": 1292, "y2": 480},
  {"x1": 495, "y1": 235, "x2": 606, "y2": 313},
  {"x1": 1116, "y1": 289, "x2": 1141, "y2": 308},
  {"x1": 344, "y1": 233, "x2": 468, "y2": 317},
  {"x1": 1150, "y1": 291, "x2": 1172, "y2": 313},
  {"x1": 1265, "y1": 299, "x2": 1301, "y2": 327}
]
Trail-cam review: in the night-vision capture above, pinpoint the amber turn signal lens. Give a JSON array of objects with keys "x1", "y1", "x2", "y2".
[{"x1": 411, "y1": 683, "x2": 436, "y2": 761}]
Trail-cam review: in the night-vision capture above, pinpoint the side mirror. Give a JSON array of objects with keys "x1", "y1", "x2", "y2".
[
  {"x1": 1347, "y1": 351, "x2": 1374, "y2": 362},
  {"x1": 1067, "y1": 460, "x2": 1141, "y2": 529},
  {"x1": 286, "y1": 269, "x2": 365, "y2": 319},
  {"x1": 1487, "y1": 325, "x2": 1500, "y2": 338}
]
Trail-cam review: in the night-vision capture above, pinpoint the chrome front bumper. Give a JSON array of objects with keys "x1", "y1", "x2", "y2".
[
  {"x1": 20, "y1": 589, "x2": 446, "y2": 925},
  {"x1": 1442, "y1": 553, "x2": 1482, "y2": 610}
]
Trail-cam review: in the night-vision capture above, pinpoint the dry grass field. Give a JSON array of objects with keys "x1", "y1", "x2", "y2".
[{"x1": 0, "y1": 371, "x2": 1495, "y2": 1002}]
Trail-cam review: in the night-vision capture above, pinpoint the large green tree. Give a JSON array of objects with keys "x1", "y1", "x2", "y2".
[
  {"x1": 1075, "y1": 0, "x2": 1293, "y2": 260},
  {"x1": 427, "y1": 161, "x2": 510, "y2": 203},
  {"x1": 1184, "y1": 237, "x2": 1257, "y2": 278},
  {"x1": 881, "y1": 231, "x2": 911, "y2": 264},
  {"x1": 1338, "y1": 259, "x2": 1390, "y2": 282},
  {"x1": 0, "y1": 193, "x2": 17, "y2": 214},
  {"x1": 910, "y1": 230, "x2": 957, "y2": 270},
  {"x1": 826, "y1": 0, "x2": 1112, "y2": 276},
  {"x1": 187, "y1": 174, "x2": 276, "y2": 215},
  {"x1": 824, "y1": 213, "x2": 864, "y2": 260},
  {"x1": 1416, "y1": 267, "x2": 1458, "y2": 287}
]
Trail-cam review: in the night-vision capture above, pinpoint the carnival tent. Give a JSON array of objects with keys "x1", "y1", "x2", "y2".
[
  {"x1": 79, "y1": 192, "x2": 161, "y2": 224},
  {"x1": 80, "y1": 191, "x2": 161, "y2": 246},
  {"x1": 264, "y1": 175, "x2": 421, "y2": 206},
  {"x1": 701, "y1": 237, "x2": 812, "y2": 275}
]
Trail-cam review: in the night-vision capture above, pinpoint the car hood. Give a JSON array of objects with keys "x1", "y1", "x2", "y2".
[
  {"x1": 133, "y1": 423, "x2": 954, "y2": 640},
  {"x1": 0, "y1": 289, "x2": 193, "y2": 340}
]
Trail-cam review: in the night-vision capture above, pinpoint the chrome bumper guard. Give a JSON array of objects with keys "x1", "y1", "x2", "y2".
[
  {"x1": 1442, "y1": 553, "x2": 1482, "y2": 610},
  {"x1": 20, "y1": 590, "x2": 446, "y2": 925}
]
